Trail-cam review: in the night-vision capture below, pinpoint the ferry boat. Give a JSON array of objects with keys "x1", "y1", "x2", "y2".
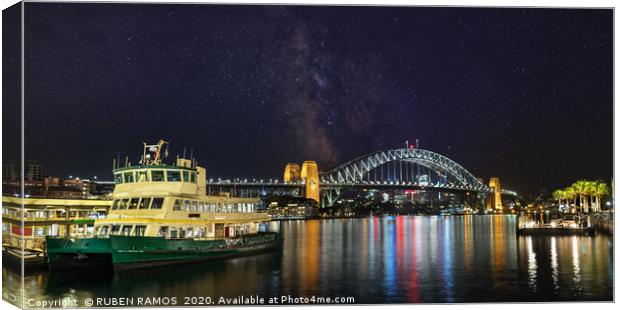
[
  {"x1": 46, "y1": 140, "x2": 282, "y2": 271},
  {"x1": 2, "y1": 196, "x2": 111, "y2": 269}
]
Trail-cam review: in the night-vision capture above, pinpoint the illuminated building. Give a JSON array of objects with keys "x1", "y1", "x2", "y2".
[{"x1": 63, "y1": 178, "x2": 92, "y2": 197}]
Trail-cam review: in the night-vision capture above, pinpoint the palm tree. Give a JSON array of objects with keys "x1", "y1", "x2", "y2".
[
  {"x1": 553, "y1": 189, "x2": 564, "y2": 210},
  {"x1": 572, "y1": 180, "x2": 591, "y2": 213},
  {"x1": 592, "y1": 181, "x2": 609, "y2": 212},
  {"x1": 586, "y1": 180, "x2": 596, "y2": 213},
  {"x1": 561, "y1": 190, "x2": 573, "y2": 212},
  {"x1": 564, "y1": 186, "x2": 577, "y2": 213}
]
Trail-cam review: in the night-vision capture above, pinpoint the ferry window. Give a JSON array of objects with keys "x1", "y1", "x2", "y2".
[
  {"x1": 190, "y1": 173, "x2": 197, "y2": 183},
  {"x1": 128, "y1": 198, "x2": 139, "y2": 209},
  {"x1": 110, "y1": 225, "x2": 121, "y2": 235},
  {"x1": 136, "y1": 171, "x2": 148, "y2": 182},
  {"x1": 158, "y1": 226, "x2": 168, "y2": 237},
  {"x1": 170, "y1": 228, "x2": 178, "y2": 239},
  {"x1": 138, "y1": 198, "x2": 151, "y2": 209},
  {"x1": 191, "y1": 201, "x2": 198, "y2": 212},
  {"x1": 121, "y1": 225, "x2": 133, "y2": 236},
  {"x1": 124, "y1": 172, "x2": 134, "y2": 183},
  {"x1": 118, "y1": 199, "x2": 128, "y2": 210},
  {"x1": 184, "y1": 200, "x2": 191, "y2": 211},
  {"x1": 151, "y1": 170, "x2": 164, "y2": 182},
  {"x1": 182, "y1": 171, "x2": 189, "y2": 182},
  {"x1": 199, "y1": 202, "x2": 206, "y2": 212},
  {"x1": 134, "y1": 225, "x2": 147, "y2": 236},
  {"x1": 173, "y1": 199, "x2": 182, "y2": 211},
  {"x1": 151, "y1": 198, "x2": 164, "y2": 209},
  {"x1": 48, "y1": 224, "x2": 60, "y2": 236},
  {"x1": 111, "y1": 200, "x2": 119, "y2": 210},
  {"x1": 114, "y1": 173, "x2": 123, "y2": 184},
  {"x1": 167, "y1": 170, "x2": 181, "y2": 182},
  {"x1": 98, "y1": 225, "x2": 109, "y2": 237}
]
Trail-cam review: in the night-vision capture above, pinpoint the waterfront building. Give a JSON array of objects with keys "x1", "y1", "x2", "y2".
[
  {"x1": 63, "y1": 178, "x2": 92, "y2": 197},
  {"x1": 2, "y1": 161, "x2": 18, "y2": 180},
  {"x1": 25, "y1": 161, "x2": 45, "y2": 180},
  {"x1": 266, "y1": 196, "x2": 318, "y2": 218},
  {"x1": 90, "y1": 180, "x2": 116, "y2": 196}
]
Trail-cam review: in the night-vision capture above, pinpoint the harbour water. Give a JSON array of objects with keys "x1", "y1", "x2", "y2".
[{"x1": 2, "y1": 215, "x2": 613, "y2": 305}]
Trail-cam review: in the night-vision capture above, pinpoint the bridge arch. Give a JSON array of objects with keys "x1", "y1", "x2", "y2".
[{"x1": 322, "y1": 148, "x2": 486, "y2": 190}]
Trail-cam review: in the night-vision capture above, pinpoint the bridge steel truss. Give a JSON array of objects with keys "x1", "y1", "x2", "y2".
[
  {"x1": 320, "y1": 148, "x2": 489, "y2": 208},
  {"x1": 323, "y1": 148, "x2": 487, "y2": 189}
]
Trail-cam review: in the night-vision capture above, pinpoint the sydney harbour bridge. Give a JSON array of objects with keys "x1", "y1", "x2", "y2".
[{"x1": 205, "y1": 147, "x2": 517, "y2": 209}]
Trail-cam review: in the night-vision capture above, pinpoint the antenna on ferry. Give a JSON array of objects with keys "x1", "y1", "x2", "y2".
[
  {"x1": 125, "y1": 156, "x2": 129, "y2": 167},
  {"x1": 112, "y1": 158, "x2": 117, "y2": 170},
  {"x1": 183, "y1": 147, "x2": 187, "y2": 159}
]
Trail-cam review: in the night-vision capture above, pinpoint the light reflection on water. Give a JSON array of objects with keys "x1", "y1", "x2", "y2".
[
  {"x1": 527, "y1": 236, "x2": 538, "y2": 291},
  {"x1": 572, "y1": 236, "x2": 583, "y2": 294},
  {"x1": 2, "y1": 216, "x2": 613, "y2": 305},
  {"x1": 550, "y1": 237, "x2": 559, "y2": 290}
]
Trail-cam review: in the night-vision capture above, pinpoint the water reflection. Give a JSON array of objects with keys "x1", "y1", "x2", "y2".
[
  {"x1": 3, "y1": 216, "x2": 613, "y2": 304},
  {"x1": 572, "y1": 236, "x2": 582, "y2": 294},
  {"x1": 550, "y1": 237, "x2": 559, "y2": 290},
  {"x1": 527, "y1": 236, "x2": 538, "y2": 291}
]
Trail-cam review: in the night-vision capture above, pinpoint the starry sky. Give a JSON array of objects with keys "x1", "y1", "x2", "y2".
[{"x1": 7, "y1": 3, "x2": 614, "y2": 195}]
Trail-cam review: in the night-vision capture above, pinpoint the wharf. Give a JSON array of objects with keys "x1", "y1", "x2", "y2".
[{"x1": 518, "y1": 226, "x2": 594, "y2": 236}]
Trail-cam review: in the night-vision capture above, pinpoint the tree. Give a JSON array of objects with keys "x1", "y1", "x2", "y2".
[
  {"x1": 564, "y1": 186, "x2": 577, "y2": 213},
  {"x1": 592, "y1": 181, "x2": 609, "y2": 212},
  {"x1": 571, "y1": 181, "x2": 588, "y2": 213},
  {"x1": 553, "y1": 189, "x2": 564, "y2": 209}
]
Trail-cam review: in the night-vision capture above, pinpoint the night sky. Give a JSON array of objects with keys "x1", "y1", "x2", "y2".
[{"x1": 13, "y1": 3, "x2": 613, "y2": 195}]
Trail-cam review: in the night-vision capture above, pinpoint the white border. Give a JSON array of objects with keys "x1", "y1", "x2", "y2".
[{"x1": 0, "y1": 1, "x2": 616, "y2": 310}]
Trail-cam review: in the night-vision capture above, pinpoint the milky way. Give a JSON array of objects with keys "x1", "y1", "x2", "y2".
[{"x1": 6, "y1": 4, "x2": 613, "y2": 195}]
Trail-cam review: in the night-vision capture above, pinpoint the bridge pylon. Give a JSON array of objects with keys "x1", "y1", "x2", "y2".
[
  {"x1": 283, "y1": 163, "x2": 301, "y2": 182},
  {"x1": 301, "y1": 161, "x2": 320, "y2": 204},
  {"x1": 486, "y1": 177, "x2": 503, "y2": 211}
]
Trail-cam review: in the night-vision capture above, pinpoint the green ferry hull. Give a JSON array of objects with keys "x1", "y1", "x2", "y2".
[
  {"x1": 46, "y1": 237, "x2": 114, "y2": 271},
  {"x1": 46, "y1": 233, "x2": 282, "y2": 271}
]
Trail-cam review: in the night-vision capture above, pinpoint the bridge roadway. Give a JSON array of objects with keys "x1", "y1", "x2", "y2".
[{"x1": 204, "y1": 180, "x2": 518, "y2": 196}]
